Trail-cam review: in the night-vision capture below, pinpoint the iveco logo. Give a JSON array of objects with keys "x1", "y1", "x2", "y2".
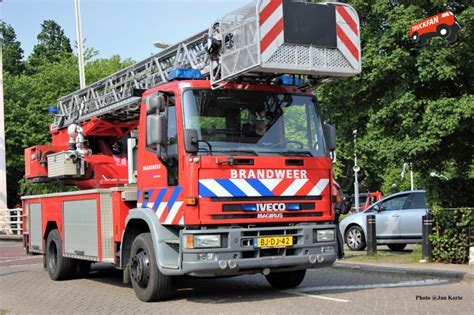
[{"x1": 256, "y1": 203, "x2": 286, "y2": 211}]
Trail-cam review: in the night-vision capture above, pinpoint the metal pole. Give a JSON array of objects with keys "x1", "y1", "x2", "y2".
[
  {"x1": 353, "y1": 129, "x2": 359, "y2": 212},
  {"x1": 410, "y1": 162, "x2": 414, "y2": 191},
  {"x1": 366, "y1": 214, "x2": 377, "y2": 255},
  {"x1": 421, "y1": 214, "x2": 433, "y2": 261},
  {"x1": 74, "y1": 0, "x2": 86, "y2": 89},
  {"x1": 0, "y1": 42, "x2": 7, "y2": 209}
]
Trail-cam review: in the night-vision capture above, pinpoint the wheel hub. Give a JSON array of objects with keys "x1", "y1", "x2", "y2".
[{"x1": 130, "y1": 250, "x2": 150, "y2": 287}]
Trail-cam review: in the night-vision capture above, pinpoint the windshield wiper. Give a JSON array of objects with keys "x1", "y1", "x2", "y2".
[
  {"x1": 214, "y1": 149, "x2": 259, "y2": 156},
  {"x1": 261, "y1": 150, "x2": 313, "y2": 157}
]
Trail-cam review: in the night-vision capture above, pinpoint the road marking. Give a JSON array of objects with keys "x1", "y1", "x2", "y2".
[
  {"x1": 283, "y1": 279, "x2": 450, "y2": 299},
  {"x1": 286, "y1": 291, "x2": 350, "y2": 303}
]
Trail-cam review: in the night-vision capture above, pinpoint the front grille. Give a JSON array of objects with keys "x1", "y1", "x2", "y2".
[{"x1": 212, "y1": 212, "x2": 323, "y2": 220}]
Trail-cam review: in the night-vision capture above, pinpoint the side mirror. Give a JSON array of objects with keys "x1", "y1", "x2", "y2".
[
  {"x1": 146, "y1": 93, "x2": 167, "y2": 114},
  {"x1": 185, "y1": 129, "x2": 199, "y2": 154},
  {"x1": 323, "y1": 123, "x2": 336, "y2": 151}
]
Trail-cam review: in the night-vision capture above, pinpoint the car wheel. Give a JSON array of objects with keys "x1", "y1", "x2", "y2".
[
  {"x1": 387, "y1": 244, "x2": 407, "y2": 251},
  {"x1": 345, "y1": 225, "x2": 366, "y2": 251},
  {"x1": 130, "y1": 233, "x2": 173, "y2": 302},
  {"x1": 437, "y1": 24, "x2": 451, "y2": 38},
  {"x1": 412, "y1": 32, "x2": 419, "y2": 41},
  {"x1": 265, "y1": 270, "x2": 306, "y2": 289}
]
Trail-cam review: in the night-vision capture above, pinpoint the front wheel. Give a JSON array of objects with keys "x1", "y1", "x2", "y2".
[
  {"x1": 265, "y1": 270, "x2": 306, "y2": 289},
  {"x1": 345, "y1": 225, "x2": 366, "y2": 251},
  {"x1": 130, "y1": 233, "x2": 173, "y2": 302}
]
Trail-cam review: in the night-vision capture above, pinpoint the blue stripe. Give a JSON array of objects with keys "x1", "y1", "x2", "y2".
[
  {"x1": 199, "y1": 182, "x2": 217, "y2": 197},
  {"x1": 215, "y1": 179, "x2": 246, "y2": 197},
  {"x1": 246, "y1": 179, "x2": 275, "y2": 196},
  {"x1": 152, "y1": 188, "x2": 167, "y2": 213},
  {"x1": 142, "y1": 189, "x2": 153, "y2": 208},
  {"x1": 137, "y1": 189, "x2": 142, "y2": 201},
  {"x1": 167, "y1": 186, "x2": 183, "y2": 213}
]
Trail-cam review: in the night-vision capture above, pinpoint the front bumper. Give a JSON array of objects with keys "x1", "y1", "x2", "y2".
[{"x1": 180, "y1": 223, "x2": 337, "y2": 277}]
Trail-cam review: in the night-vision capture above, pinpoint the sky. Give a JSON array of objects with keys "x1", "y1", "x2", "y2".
[{"x1": 1, "y1": 0, "x2": 248, "y2": 62}]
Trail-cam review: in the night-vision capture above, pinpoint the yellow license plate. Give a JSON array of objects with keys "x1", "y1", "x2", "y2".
[{"x1": 254, "y1": 236, "x2": 293, "y2": 248}]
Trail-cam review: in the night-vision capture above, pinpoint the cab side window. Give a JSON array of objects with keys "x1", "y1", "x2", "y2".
[{"x1": 166, "y1": 102, "x2": 178, "y2": 186}]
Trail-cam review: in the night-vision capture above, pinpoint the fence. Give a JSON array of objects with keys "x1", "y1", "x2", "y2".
[{"x1": 0, "y1": 208, "x2": 23, "y2": 239}]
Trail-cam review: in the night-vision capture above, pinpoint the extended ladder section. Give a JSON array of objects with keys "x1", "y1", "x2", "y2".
[{"x1": 52, "y1": 0, "x2": 361, "y2": 130}]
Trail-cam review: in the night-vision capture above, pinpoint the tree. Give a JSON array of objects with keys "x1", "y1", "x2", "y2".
[
  {"x1": 28, "y1": 20, "x2": 73, "y2": 70},
  {"x1": 0, "y1": 21, "x2": 25, "y2": 75},
  {"x1": 316, "y1": 1, "x2": 473, "y2": 206}
]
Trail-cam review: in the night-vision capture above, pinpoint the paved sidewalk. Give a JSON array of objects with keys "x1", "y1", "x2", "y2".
[{"x1": 335, "y1": 260, "x2": 474, "y2": 281}]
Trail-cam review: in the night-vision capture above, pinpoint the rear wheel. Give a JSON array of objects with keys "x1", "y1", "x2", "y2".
[
  {"x1": 345, "y1": 225, "x2": 366, "y2": 251},
  {"x1": 387, "y1": 244, "x2": 407, "y2": 251},
  {"x1": 265, "y1": 270, "x2": 306, "y2": 289},
  {"x1": 130, "y1": 233, "x2": 173, "y2": 302},
  {"x1": 45, "y1": 229, "x2": 75, "y2": 280}
]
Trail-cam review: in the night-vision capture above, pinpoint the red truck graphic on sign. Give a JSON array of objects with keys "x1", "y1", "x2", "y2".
[{"x1": 410, "y1": 10, "x2": 460, "y2": 43}]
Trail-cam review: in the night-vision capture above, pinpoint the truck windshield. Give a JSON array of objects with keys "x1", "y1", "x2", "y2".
[{"x1": 182, "y1": 89, "x2": 328, "y2": 157}]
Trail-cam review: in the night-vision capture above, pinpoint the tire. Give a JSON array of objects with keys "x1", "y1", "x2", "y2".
[
  {"x1": 130, "y1": 233, "x2": 173, "y2": 302},
  {"x1": 387, "y1": 244, "x2": 407, "y2": 251},
  {"x1": 412, "y1": 32, "x2": 419, "y2": 42},
  {"x1": 45, "y1": 229, "x2": 75, "y2": 280},
  {"x1": 345, "y1": 225, "x2": 366, "y2": 251},
  {"x1": 438, "y1": 24, "x2": 451, "y2": 38},
  {"x1": 265, "y1": 270, "x2": 306, "y2": 289}
]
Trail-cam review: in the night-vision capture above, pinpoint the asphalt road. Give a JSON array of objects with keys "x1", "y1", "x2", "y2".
[{"x1": 1, "y1": 241, "x2": 472, "y2": 314}]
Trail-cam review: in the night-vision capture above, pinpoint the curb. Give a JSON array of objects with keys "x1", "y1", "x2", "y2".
[{"x1": 333, "y1": 261, "x2": 474, "y2": 281}]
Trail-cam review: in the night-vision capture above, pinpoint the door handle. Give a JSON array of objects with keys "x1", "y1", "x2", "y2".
[{"x1": 392, "y1": 214, "x2": 400, "y2": 217}]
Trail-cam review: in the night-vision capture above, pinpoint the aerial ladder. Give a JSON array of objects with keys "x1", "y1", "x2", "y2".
[{"x1": 51, "y1": 0, "x2": 360, "y2": 131}]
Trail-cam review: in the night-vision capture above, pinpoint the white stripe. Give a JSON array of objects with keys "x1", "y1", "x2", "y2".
[
  {"x1": 199, "y1": 179, "x2": 232, "y2": 197},
  {"x1": 164, "y1": 201, "x2": 184, "y2": 225},
  {"x1": 260, "y1": 4, "x2": 283, "y2": 38},
  {"x1": 145, "y1": 202, "x2": 154, "y2": 209},
  {"x1": 230, "y1": 179, "x2": 261, "y2": 197},
  {"x1": 285, "y1": 291, "x2": 349, "y2": 303},
  {"x1": 156, "y1": 202, "x2": 168, "y2": 218},
  {"x1": 337, "y1": 37, "x2": 359, "y2": 69},
  {"x1": 284, "y1": 279, "x2": 449, "y2": 294},
  {"x1": 259, "y1": 0, "x2": 271, "y2": 11},
  {"x1": 261, "y1": 32, "x2": 284, "y2": 63},
  {"x1": 336, "y1": 11, "x2": 359, "y2": 48},
  {"x1": 178, "y1": 216, "x2": 184, "y2": 225},
  {"x1": 336, "y1": 5, "x2": 359, "y2": 27},
  {"x1": 281, "y1": 179, "x2": 308, "y2": 196},
  {"x1": 259, "y1": 178, "x2": 282, "y2": 191},
  {"x1": 308, "y1": 178, "x2": 330, "y2": 195},
  {"x1": 137, "y1": 202, "x2": 142, "y2": 208}
]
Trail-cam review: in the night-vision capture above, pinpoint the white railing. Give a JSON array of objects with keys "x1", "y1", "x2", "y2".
[{"x1": 0, "y1": 208, "x2": 23, "y2": 237}]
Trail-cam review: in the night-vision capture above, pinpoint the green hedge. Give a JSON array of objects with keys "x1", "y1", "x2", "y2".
[{"x1": 429, "y1": 207, "x2": 473, "y2": 264}]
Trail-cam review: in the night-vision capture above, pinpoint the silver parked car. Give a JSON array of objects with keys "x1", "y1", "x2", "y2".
[{"x1": 339, "y1": 190, "x2": 428, "y2": 251}]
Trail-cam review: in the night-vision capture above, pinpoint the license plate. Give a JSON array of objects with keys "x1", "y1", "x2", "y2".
[{"x1": 254, "y1": 236, "x2": 293, "y2": 248}]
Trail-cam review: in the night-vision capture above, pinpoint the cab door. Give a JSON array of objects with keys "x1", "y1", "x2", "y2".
[{"x1": 399, "y1": 193, "x2": 427, "y2": 240}]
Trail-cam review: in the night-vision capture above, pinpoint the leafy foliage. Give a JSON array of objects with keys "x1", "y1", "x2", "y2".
[
  {"x1": 28, "y1": 20, "x2": 73, "y2": 71},
  {"x1": 429, "y1": 207, "x2": 473, "y2": 264},
  {"x1": 316, "y1": 1, "x2": 473, "y2": 204},
  {"x1": 0, "y1": 21, "x2": 25, "y2": 74}
]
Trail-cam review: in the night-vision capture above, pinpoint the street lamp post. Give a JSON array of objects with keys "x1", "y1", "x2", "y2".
[
  {"x1": 353, "y1": 129, "x2": 360, "y2": 212},
  {"x1": 74, "y1": 0, "x2": 86, "y2": 89}
]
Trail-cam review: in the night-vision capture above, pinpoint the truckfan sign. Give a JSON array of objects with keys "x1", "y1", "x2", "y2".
[{"x1": 410, "y1": 10, "x2": 461, "y2": 43}]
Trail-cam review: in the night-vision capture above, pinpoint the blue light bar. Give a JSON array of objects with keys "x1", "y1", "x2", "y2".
[
  {"x1": 48, "y1": 106, "x2": 58, "y2": 115},
  {"x1": 277, "y1": 75, "x2": 305, "y2": 86},
  {"x1": 241, "y1": 204, "x2": 257, "y2": 212},
  {"x1": 168, "y1": 68, "x2": 204, "y2": 81},
  {"x1": 286, "y1": 203, "x2": 300, "y2": 211}
]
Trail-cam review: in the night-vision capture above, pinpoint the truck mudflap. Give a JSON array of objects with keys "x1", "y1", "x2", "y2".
[{"x1": 180, "y1": 224, "x2": 337, "y2": 277}]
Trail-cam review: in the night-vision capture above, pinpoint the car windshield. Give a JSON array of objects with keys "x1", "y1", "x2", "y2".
[{"x1": 182, "y1": 89, "x2": 328, "y2": 157}]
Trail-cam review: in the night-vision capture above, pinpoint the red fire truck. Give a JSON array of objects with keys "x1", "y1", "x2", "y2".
[
  {"x1": 410, "y1": 10, "x2": 461, "y2": 43},
  {"x1": 22, "y1": 0, "x2": 361, "y2": 302}
]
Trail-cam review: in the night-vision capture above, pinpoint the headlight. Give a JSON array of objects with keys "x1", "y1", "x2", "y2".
[
  {"x1": 185, "y1": 234, "x2": 221, "y2": 249},
  {"x1": 316, "y1": 229, "x2": 335, "y2": 242}
]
